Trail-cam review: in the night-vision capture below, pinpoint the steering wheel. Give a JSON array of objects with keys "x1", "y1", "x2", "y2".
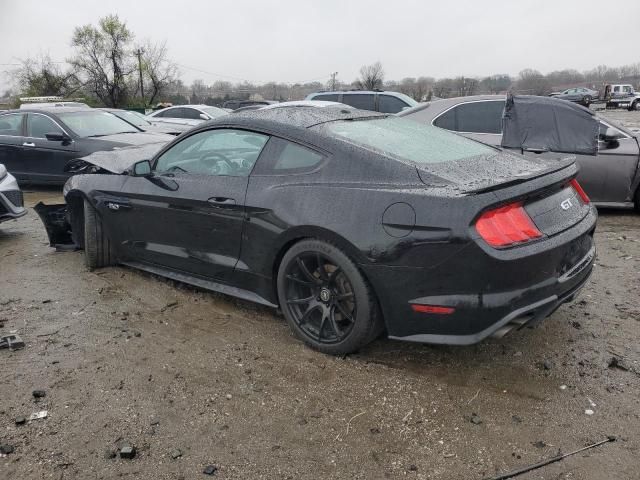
[{"x1": 199, "y1": 152, "x2": 236, "y2": 175}]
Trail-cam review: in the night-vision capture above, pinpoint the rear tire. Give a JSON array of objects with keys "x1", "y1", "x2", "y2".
[
  {"x1": 83, "y1": 199, "x2": 114, "y2": 270},
  {"x1": 277, "y1": 239, "x2": 383, "y2": 355},
  {"x1": 583, "y1": 95, "x2": 592, "y2": 107}
]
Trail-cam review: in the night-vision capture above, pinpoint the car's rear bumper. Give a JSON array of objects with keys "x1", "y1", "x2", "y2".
[
  {"x1": 0, "y1": 174, "x2": 27, "y2": 222},
  {"x1": 362, "y1": 207, "x2": 597, "y2": 345},
  {"x1": 388, "y1": 246, "x2": 594, "y2": 345}
]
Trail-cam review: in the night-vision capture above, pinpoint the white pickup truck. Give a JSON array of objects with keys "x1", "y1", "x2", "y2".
[{"x1": 605, "y1": 84, "x2": 640, "y2": 111}]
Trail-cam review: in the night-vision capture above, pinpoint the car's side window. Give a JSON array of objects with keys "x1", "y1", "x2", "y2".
[
  {"x1": 27, "y1": 114, "x2": 64, "y2": 138},
  {"x1": 253, "y1": 137, "x2": 326, "y2": 175},
  {"x1": 313, "y1": 93, "x2": 340, "y2": 102},
  {"x1": 342, "y1": 94, "x2": 375, "y2": 111},
  {"x1": 0, "y1": 113, "x2": 26, "y2": 136},
  {"x1": 183, "y1": 108, "x2": 203, "y2": 120},
  {"x1": 378, "y1": 95, "x2": 409, "y2": 114},
  {"x1": 434, "y1": 101, "x2": 504, "y2": 134},
  {"x1": 155, "y1": 129, "x2": 269, "y2": 177}
]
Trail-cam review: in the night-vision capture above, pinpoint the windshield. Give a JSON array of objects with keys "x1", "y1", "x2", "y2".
[
  {"x1": 201, "y1": 106, "x2": 227, "y2": 118},
  {"x1": 57, "y1": 111, "x2": 139, "y2": 137},
  {"x1": 318, "y1": 116, "x2": 495, "y2": 164},
  {"x1": 115, "y1": 110, "x2": 151, "y2": 127}
]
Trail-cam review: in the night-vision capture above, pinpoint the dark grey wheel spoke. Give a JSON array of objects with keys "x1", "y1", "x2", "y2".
[
  {"x1": 335, "y1": 301, "x2": 355, "y2": 323},
  {"x1": 286, "y1": 274, "x2": 314, "y2": 287},
  {"x1": 286, "y1": 295, "x2": 314, "y2": 305},
  {"x1": 318, "y1": 308, "x2": 329, "y2": 340},
  {"x1": 327, "y1": 306, "x2": 342, "y2": 336},
  {"x1": 316, "y1": 253, "x2": 329, "y2": 281},
  {"x1": 328, "y1": 267, "x2": 342, "y2": 285},
  {"x1": 297, "y1": 257, "x2": 320, "y2": 284},
  {"x1": 299, "y1": 303, "x2": 320, "y2": 325}
]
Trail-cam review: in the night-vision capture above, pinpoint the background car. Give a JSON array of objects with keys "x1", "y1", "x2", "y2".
[
  {"x1": 398, "y1": 95, "x2": 640, "y2": 209},
  {"x1": 39, "y1": 106, "x2": 596, "y2": 355},
  {"x1": 0, "y1": 107, "x2": 174, "y2": 185},
  {"x1": 0, "y1": 163, "x2": 26, "y2": 223},
  {"x1": 549, "y1": 87, "x2": 599, "y2": 106},
  {"x1": 146, "y1": 104, "x2": 228, "y2": 127},
  {"x1": 306, "y1": 90, "x2": 418, "y2": 113},
  {"x1": 100, "y1": 108, "x2": 190, "y2": 135}
]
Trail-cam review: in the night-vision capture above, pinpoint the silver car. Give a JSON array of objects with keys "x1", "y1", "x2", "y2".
[
  {"x1": 399, "y1": 95, "x2": 640, "y2": 210},
  {"x1": 0, "y1": 163, "x2": 26, "y2": 223},
  {"x1": 146, "y1": 104, "x2": 227, "y2": 127}
]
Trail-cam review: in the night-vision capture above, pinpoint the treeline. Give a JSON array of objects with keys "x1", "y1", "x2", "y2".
[{"x1": 5, "y1": 13, "x2": 640, "y2": 107}]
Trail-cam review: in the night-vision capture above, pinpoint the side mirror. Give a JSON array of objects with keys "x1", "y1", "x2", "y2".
[
  {"x1": 602, "y1": 127, "x2": 619, "y2": 142},
  {"x1": 45, "y1": 132, "x2": 71, "y2": 143},
  {"x1": 131, "y1": 160, "x2": 152, "y2": 177},
  {"x1": 199, "y1": 113, "x2": 209, "y2": 121}
]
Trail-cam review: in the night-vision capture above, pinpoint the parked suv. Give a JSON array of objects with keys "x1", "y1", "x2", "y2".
[{"x1": 305, "y1": 91, "x2": 418, "y2": 114}]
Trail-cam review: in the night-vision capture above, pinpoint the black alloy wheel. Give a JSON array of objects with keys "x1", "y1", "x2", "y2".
[{"x1": 277, "y1": 240, "x2": 382, "y2": 354}]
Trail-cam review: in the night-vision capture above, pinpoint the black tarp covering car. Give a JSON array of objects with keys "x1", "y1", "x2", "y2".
[
  {"x1": 36, "y1": 106, "x2": 597, "y2": 355},
  {"x1": 501, "y1": 94, "x2": 599, "y2": 155}
]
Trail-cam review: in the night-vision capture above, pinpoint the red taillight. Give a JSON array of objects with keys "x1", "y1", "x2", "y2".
[
  {"x1": 570, "y1": 178, "x2": 590, "y2": 204},
  {"x1": 411, "y1": 304, "x2": 455, "y2": 314},
  {"x1": 475, "y1": 202, "x2": 542, "y2": 248}
]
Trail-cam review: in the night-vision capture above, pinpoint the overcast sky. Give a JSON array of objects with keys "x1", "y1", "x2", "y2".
[{"x1": 1, "y1": 0, "x2": 639, "y2": 92}]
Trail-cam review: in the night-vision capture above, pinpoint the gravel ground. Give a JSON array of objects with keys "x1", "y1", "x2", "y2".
[{"x1": 1, "y1": 110, "x2": 639, "y2": 479}]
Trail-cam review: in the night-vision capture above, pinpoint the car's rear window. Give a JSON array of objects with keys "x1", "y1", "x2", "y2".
[{"x1": 318, "y1": 116, "x2": 495, "y2": 164}]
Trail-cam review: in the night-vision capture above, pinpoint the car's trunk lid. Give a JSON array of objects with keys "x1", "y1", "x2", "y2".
[{"x1": 416, "y1": 150, "x2": 575, "y2": 195}]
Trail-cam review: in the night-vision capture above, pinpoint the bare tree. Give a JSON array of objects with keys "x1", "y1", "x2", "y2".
[
  {"x1": 515, "y1": 69, "x2": 551, "y2": 95},
  {"x1": 138, "y1": 41, "x2": 178, "y2": 107},
  {"x1": 14, "y1": 55, "x2": 81, "y2": 97},
  {"x1": 356, "y1": 62, "x2": 384, "y2": 90},
  {"x1": 70, "y1": 14, "x2": 134, "y2": 107}
]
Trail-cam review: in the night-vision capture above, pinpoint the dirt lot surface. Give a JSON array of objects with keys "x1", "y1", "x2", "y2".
[{"x1": 1, "y1": 111, "x2": 639, "y2": 479}]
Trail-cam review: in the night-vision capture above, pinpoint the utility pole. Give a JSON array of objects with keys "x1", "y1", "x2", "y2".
[
  {"x1": 135, "y1": 48, "x2": 145, "y2": 104},
  {"x1": 330, "y1": 72, "x2": 338, "y2": 91}
]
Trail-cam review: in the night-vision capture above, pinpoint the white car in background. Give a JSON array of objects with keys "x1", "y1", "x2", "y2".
[
  {"x1": 0, "y1": 164, "x2": 26, "y2": 223},
  {"x1": 146, "y1": 104, "x2": 228, "y2": 127}
]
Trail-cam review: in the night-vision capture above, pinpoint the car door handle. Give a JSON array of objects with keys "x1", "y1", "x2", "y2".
[
  {"x1": 208, "y1": 197, "x2": 236, "y2": 206},
  {"x1": 22, "y1": 142, "x2": 35, "y2": 147}
]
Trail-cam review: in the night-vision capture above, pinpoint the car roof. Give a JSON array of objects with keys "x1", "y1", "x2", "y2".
[
  {"x1": 3, "y1": 107, "x2": 92, "y2": 114},
  {"x1": 211, "y1": 105, "x2": 384, "y2": 130},
  {"x1": 398, "y1": 94, "x2": 505, "y2": 117}
]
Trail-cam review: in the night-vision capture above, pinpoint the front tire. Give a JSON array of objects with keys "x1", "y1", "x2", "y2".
[
  {"x1": 83, "y1": 199, "x2": 114, "y2": 270},
  {"x1": 277, "y1": 239, "x2": 383, "y2": 355},
  {"x1": 583, "y1": 95, "x2": 592, "y2": 107}
]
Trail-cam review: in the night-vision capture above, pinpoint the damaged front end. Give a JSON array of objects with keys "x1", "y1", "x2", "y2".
[
  {"x1": 34, "y1": 202, "x2": 80, "y2": 251},
  {"x1": 36, "y1": 142, "x2": 165, "y2": 250}
]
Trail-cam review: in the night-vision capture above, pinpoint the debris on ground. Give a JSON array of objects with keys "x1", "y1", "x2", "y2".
[
  {"x1": 119, "y1": 445, "x2": 136, "y2": 459},
  {"x1": 485, "y1": 437, "x2": 616, "y2": 480},
  {"x1": 608, "y1": 356, "x2": 629, "y2": 371},
  {"x1": 170, "y1": 448, "x2": 182, "y2": 459},
  {"x1": 28, "y1": 410, "x2": 48, "y2": 421},
  {"x1": 0, "y1": 334, "x2": 25, "y2": 351},
  {"x1": 469, "y1": 413, "x2": 482, "y2": 425},
  {"x1": 203, "y1": 465, "x2": 218, "y2": 475},
  {"x1": 15, "y1": 416, "x2": 26, "y2": 425},
  {"x1": 104, "y1": 448, "x2": 117, "y2": 460},
  {"x1": 32, "y1": 389, "x2": 46, "y2": 399},
  {"x1": 0, "y1": 444, "x2": 15, "y2": 455}
]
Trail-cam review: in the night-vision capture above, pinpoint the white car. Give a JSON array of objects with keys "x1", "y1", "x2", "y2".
[
  {"x1": 0, "y1": 164, "x2": 26, "y2": 223},
  {"x1": 146, "y1": 104, "x2": 228, "y2": 127}
]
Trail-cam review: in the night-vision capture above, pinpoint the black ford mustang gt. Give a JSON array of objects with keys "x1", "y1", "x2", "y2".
[{"x1": 37, "y1": 106, "x2": 597, "y2": 355}]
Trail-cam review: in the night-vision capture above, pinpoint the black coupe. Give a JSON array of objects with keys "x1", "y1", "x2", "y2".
[{"x1": 37, "y1": 106, "x2": 597, "y2": 354}]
